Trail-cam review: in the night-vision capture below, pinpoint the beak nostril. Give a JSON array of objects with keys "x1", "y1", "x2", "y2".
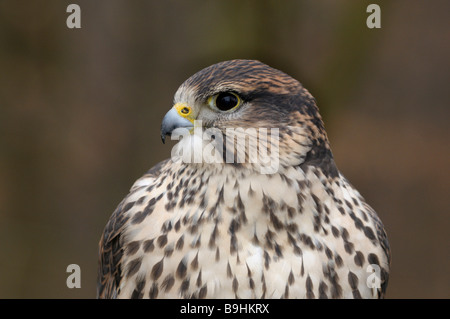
[{"x1": 161, "y1": 107, "x2": 194, "y2": 144}]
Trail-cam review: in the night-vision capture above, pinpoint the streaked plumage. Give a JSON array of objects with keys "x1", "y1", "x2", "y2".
[{"x1": 97, "y1": 60, "x2": 390, "y2": 299}]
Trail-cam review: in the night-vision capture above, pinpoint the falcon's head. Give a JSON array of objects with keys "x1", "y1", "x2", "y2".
[{"x1": 161, "y1": 59, "x2": 337, "y2": 176}]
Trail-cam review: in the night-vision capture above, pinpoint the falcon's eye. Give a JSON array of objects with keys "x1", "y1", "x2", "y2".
[{"x1": 210, "y1": 92, "x2": 242, "y2": 112}]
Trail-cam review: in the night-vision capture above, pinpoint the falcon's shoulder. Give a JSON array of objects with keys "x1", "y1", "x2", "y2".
[
  {"x1": 341, "y1": 176, "x2": 391, "y2": 298},
  {"x1": 97, "y1": 159, "x2": 170, "y2": 298},
  {"x1": 361, "y1": 201, "x2": 391, "y2": 298}
]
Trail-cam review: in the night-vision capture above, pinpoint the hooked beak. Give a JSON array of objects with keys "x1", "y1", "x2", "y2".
[{"x1": 160, "y1": 106, "x2": 194, "y2": 143}]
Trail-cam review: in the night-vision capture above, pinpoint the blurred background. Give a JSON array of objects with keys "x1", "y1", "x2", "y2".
[{"x1": 0, "y1": 0, "x2": 448, "y2": 298}]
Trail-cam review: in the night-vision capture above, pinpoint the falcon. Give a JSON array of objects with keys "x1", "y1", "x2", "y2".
[{"x1": 97, "y1": 59, "x2": 390, "y2": 299}]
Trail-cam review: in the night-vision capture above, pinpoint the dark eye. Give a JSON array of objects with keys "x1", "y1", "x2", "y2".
[{"x1": 213, "y1": 92, "x2": 241, "y2": 111}]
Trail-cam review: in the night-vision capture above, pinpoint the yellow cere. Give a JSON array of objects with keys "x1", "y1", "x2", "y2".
[{"x1": 174, "y1": 103, "x2": 194, "y2": 123}]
